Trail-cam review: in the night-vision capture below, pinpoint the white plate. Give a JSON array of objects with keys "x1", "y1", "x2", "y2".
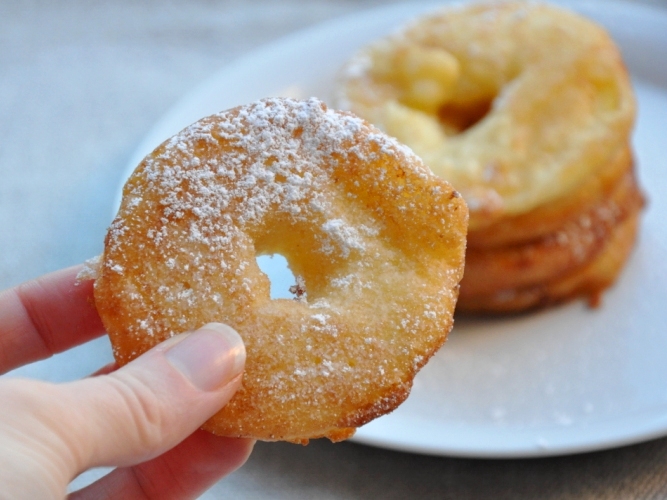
[{"x1": 118, "y1": 1, "x2": 667, "y2": 457}]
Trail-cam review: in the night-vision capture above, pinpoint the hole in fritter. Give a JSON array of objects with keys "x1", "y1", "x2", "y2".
[
  {"x1": 256, "y1": 254, "x2": 301, "y2": 300},
  {"x1": 438, "y1": 99, "x2": 493, "y2": 134}
]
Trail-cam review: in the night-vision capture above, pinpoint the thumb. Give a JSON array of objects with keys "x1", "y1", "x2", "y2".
[
  {"x1": 1, "y1": 322, "x2": 246, "y2": 495},
  {"x1": 69, "y1": 322, "x2": 246, "y2": 468}
]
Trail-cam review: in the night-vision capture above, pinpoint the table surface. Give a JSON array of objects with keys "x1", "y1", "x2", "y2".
[{"x1": 3, "y1": 0, "x2": 667, "y2": 498}]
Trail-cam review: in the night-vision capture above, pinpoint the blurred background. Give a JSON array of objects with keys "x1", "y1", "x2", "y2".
[{"x1": 2, "y1": 1, "x2": 667, "y2": 498}]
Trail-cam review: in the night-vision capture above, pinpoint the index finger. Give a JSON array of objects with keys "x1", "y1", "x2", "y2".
[{"x1": 0, "y1": 265, "x2": 106, "y2": 375}]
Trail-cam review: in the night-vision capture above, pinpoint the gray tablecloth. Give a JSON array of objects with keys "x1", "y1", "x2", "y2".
[{"x1": 3, "y1": 1, "x2": 667, "y2": 498}]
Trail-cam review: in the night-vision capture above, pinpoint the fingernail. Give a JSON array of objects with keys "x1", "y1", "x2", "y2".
[{"x1": 165, "y1": 323, "x2": 246, "y2": 391}]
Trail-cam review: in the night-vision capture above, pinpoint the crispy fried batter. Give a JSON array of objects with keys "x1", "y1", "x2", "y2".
[
  {"x1": 460, "y1": 167, "x2": 644, "y2": 300},
  {"x1": 94, "y1": 98, "x2": 468, "y2": 442},
  {"x1": 458, "y1": 211, "x2": 642, "y2": 313}
]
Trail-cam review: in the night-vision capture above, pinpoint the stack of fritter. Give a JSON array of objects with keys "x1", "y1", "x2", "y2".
[{"x1": 336, "y1": 1, "x2": 643, "y2": 313}]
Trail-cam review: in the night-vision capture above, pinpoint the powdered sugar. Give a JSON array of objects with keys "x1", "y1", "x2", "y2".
[
  {"x1": 75, "y1": 254, "x2": 101, "y2": 282},
  {"x1": 108, "y1": 98, "x2": 387, "y2": 267},
  {"x1": 320, "y1": 219, "x2": 365, "y2": 258},
  {"x1": 97, "y1": 97, "x2": 467, "y2": 440}
]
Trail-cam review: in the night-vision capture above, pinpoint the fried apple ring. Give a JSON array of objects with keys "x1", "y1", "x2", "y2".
[
  {"x1": 93, "y1": 97, "x2": 468, "y2": 443},
  {"x1": 336, "y1": 1, "x2": 635, "y2": 229}
]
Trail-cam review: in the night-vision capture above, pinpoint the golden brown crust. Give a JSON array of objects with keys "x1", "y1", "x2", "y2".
[
  {"x1": 466, "y1": 146, "x2": 635, "y2": 249},
  {"x1": 457, "y1": 211, "x2": 642, "y2": 314},
  {"x1": 459, "y1": 166, "x2": 644, "y2": 301},
  {"x1": 94, "y1": 98, "x2": 468, "y2": 442}
]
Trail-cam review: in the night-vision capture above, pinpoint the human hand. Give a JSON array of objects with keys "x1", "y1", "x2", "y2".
[{"x1": 0, "y1": 265, "x2": 254, "y2": 499}]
